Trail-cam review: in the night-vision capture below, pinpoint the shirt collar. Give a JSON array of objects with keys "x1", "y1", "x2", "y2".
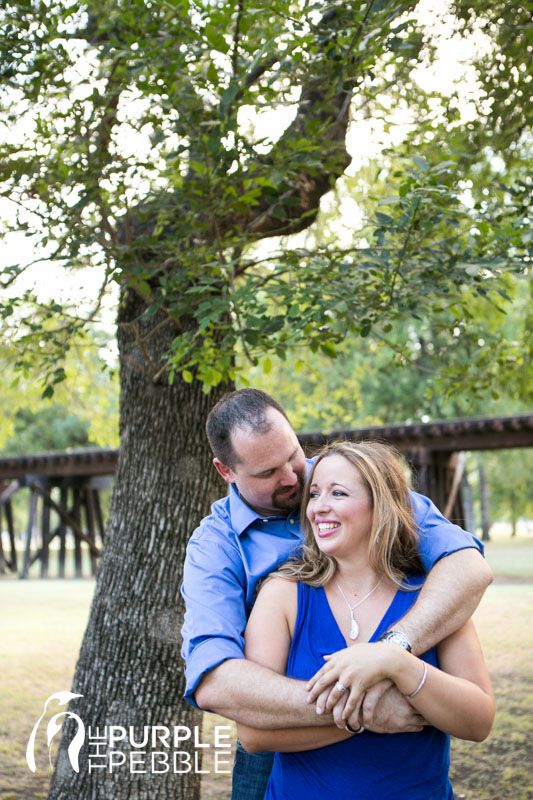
[{"x1": 228, "y1": 483, "x2": 290, "y2": 536}]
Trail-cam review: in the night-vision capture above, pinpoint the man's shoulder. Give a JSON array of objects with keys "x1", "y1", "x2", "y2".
[{"x1": 189, "y1": 495, "x2": 235, "y2": 543}]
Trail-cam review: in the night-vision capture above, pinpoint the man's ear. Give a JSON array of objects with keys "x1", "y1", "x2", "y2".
[{"x1": 213, "y1": 458, "x2": 235, "y2": 484}]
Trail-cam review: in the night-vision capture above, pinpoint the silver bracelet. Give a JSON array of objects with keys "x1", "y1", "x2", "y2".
[{"x1": 405, "y1": 661, "x2": 428, "y2": 699}]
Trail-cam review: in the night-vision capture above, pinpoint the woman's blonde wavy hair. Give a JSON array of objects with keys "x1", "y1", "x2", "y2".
[{"x1": 274, "y1": 440, "x2": 425, "y2": 588}]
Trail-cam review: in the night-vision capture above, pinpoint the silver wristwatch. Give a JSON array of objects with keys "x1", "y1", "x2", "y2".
[{"x1": 379, "y1": 630, "x2": 412, "y2": 652}]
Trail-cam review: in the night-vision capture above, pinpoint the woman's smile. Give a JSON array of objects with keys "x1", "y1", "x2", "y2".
[{"x1": 316, "y1": 520, "x2": 341, "y2": 537}]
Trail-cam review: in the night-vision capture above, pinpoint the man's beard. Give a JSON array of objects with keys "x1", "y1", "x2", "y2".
[{"x1": 271, "y1": 468, "x2": 306, "y2": 512}]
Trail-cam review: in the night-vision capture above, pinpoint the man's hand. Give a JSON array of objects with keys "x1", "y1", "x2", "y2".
[
  {"x1": 315, "y1": 681, "x2": 426, "y2": 733},
  {"x1": 354, "y1": 681, "x2": 426, "y2": 733}
]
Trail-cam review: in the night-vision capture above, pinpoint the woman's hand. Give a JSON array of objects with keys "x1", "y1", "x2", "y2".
[
  {"x1": 306, "y1": 643, "x2": 401, "y2": 722},
  {"x1": 313, "y1": 684, "x2": 354, "y2": 728}
]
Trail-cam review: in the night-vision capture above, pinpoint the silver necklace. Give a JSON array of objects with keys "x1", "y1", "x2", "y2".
[{"x1": 335, "y1": 576, "x2": 383, "y2": 640}]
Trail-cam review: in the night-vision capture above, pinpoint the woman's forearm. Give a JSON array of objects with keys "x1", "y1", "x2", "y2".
[
  {"x1": 391, "y1": 650, "x2": 495, "y2": 742},
  {"x1": 350, "y1": 646, "x2": 495, "y2": 741},
  {"x1": 237, "y1": 722, "x2": 351, "y2": 754},
  {"x1": 307, "y1": 640, "x2": 494, "y2": 742}
]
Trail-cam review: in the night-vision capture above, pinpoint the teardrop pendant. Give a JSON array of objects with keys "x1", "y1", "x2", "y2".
[{"x1": 335, "y1": 576, "x2": 383, "y2": 642}]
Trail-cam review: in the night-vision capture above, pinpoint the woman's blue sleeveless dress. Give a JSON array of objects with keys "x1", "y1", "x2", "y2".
[{"x1": 264, "y1": 577, "x2": 455, "y2": 799}]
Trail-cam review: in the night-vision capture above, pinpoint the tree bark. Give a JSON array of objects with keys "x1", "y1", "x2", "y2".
[{"x1": 48, "y1": 289, "x2": 230, "y2": 799}]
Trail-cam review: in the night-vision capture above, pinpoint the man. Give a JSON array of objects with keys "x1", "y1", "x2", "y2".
[{"x1": 181, "y1": 389, "x2": 492, "y2": 799}]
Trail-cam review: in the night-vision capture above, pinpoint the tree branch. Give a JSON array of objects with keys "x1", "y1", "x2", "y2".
[
  {"x1": 231, "y1": 0, "x2": 245, "y2": 78},
  {"x1": 214, "y1": 2, "x2": 371, "y2": 246}
]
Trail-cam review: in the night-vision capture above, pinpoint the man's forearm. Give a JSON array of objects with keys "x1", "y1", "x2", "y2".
[
  {"x1": 395, "y1": 548, "x2": 493, "y2": 655},
  {"x1": 195, "y1": 658, "x2": 334, "y2": 728},
  {"x1": 237, "y1": 721, "x2": 350, "y2": 753}
]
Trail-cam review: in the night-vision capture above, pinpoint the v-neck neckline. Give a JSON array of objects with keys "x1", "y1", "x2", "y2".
[{"x1": 318, "y1": 583, "x2": 400, "y2": 648}]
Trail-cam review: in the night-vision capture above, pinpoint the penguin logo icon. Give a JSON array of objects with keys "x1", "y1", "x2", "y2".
[{"x1": 26, "y1": 691, "x2": 85, "y2": 773}]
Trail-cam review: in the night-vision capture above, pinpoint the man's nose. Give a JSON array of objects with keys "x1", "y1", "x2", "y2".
[{"x1": 279, "y1": 463, "x2": 297, "y2": 484}]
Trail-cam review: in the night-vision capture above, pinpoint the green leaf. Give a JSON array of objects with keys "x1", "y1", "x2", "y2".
[
  {"x1": 412, "y1": 155, "x2": 430, "y2": 172},
  {"x1": 221, "y1": 84, "x2": 239, "y2": 106},
  {"x1": 182, "y1": 369, "x2": 193, "y2": 383},
  {"x1": 432, "y1": 160, "x2": 456, "y2": 174},
  {"x1": 151, "y1": 128, "x2": 165, "y2": 146},
  {"x1": 137, "y1": 280, "x2": 152, "y2": 298},
  {"x1": 204, "y1": 26, "x2": 229, "y2": 53},
  {"x1": 207, "y1": 62, "x2": 218, "y2": 84},
  {"x1": 375, "y1": 211, "x2": 394, "y2": 226},
  {"x1": 378, "y1": 196, "x2": 400, "y2": 205},
  {"x1": 206, "y1": 135, "x2": 220, "y2": 155},
  {"x1": 268, "y1": 171, "x2": 284, "y2": 187},
  {"x1": 320, "y1": 341, "x2": 337, "y2": 358}
]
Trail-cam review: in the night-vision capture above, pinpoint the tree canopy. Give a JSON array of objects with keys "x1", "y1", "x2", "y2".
[{"x1": 1, "y1": 0, "x2": 530, "y2": 395}]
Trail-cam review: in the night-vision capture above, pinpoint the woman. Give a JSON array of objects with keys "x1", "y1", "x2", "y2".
[{"x1": 237, "y1": 441, "x2": 495, "y2": 799}]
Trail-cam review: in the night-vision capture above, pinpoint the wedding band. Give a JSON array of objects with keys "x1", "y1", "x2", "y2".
[
  {"x1": 345, "y1": 723, "x2": 365, "y2": 734},
  {"x1": 335, "y1": 681, "x2": 347, "y2": 693}
]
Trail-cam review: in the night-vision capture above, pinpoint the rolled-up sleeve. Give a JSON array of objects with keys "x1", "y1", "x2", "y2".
[
  {"x1": 181, "y1": 528, "x2": 248, "y2": 708},
  {"x1": 410, "y1": 490, "x2": 484, "y2": 572}
]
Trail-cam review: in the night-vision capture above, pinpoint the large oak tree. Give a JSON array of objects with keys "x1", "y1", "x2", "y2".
[{"x1": 0, "y1": 1, "x2": 529, "y2": 797}]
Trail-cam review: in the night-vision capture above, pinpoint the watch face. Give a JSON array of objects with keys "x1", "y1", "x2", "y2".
[{"x1": 382, "y1": 631, "x2": 411, "y2": 650}]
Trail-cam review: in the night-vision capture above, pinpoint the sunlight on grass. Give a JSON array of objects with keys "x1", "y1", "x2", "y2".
[
  {"x1": 483, "y1": 536, "x2": 533, "y2": 579},
  {"x1": 0, "y1": 578, "x2": 96, "y2": 799}
]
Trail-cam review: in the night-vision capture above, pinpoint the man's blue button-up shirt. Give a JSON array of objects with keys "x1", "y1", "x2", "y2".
[{"x1": 181, "y1": 458, "x2": 483, "y2": 707}]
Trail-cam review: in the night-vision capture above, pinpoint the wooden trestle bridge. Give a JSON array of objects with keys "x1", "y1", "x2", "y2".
[{"x1": 1, "y1": 414, "x2": 532, "y2": 578}]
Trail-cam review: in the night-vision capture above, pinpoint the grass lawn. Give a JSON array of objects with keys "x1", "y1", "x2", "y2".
[{"x1": 1, "y1": 537, "x2": 532, "y2": 799}]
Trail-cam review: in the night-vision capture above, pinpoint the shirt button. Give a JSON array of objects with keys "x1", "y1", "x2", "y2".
[{"x1": 289, "y1": 518, "x2": 295, "y2": 524}]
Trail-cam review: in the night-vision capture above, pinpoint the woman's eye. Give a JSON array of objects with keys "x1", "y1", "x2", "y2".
[
  {"x1": 309, "y1": 491, "x2": 319, "y2": 499},
  {"x1": 333, "y1": 490, "x2": 346, "y2": 497}
]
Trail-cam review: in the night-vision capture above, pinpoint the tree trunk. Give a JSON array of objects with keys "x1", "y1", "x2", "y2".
[
  {"x1": 48, "y1": 289, "x2": 230, "y2": 800},
  {"x1": 478, "y1": 461, "x2": 491, "y2": 542},
  {"x1": 460, "y1": 469, "x2": 476, "y2": 537},
  {"x1": 510, "y1": 491, "x2": 517, "y2": 537}
]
